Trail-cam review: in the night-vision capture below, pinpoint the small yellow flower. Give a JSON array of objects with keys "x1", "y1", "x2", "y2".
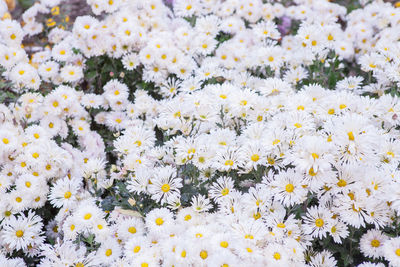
[
  {"x1": 51, "y1": 6, "x2": 60, "y2": 16},
  {"x1": 46, "y1": 18, "x2": 56, "y2": 27}
]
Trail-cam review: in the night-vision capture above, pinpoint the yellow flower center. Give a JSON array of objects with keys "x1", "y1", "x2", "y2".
[
  {"x1": 220, "y1": 241, "x2": 229, "y2": 248},
  {"x1": 294, "y1": 123, "x2": 302, "y2": 128},
  {"x1": 311, "y1": 153, "x2": 319, "y2": 159},
  {"x1": 155, "y1": 217, "x2": 164, "y2": 226},
  {"x1": 277, "y1": 223, "x2": 286, "y2": 228},
  {"x1": 371, "y1": 239, "x2": 380, "y2": 247},
  {"x1": 309, "y1": 167, "x2": 317, "y2": 176},
  {"x1": 221, "y1": 188, "x2": 229, "y2": 196},
  {"x1": 84, "y1": 213, "x2": 92, "y2": 220},
  {"x1": 348, "y1": 131, "x2": 355, "y2": 141},
  {"x1": 105, "y1": 249, "x2": 112, "y2": 257},
  {"x1": 267, "y1": 157, "x2": 275, "y2": 165},
  {"x1": 337, "y1": 179, "x2": 347, "y2": 187},
  {"x1": 224, "y1": 160, "x2": 234, "y2": 166},
  {"x1": 16, "y1": 230, "x2": 24, "y2": 237},
  {"x1": 134, "y1": 246, "x2": 141, "y2": 253},
  {"x1": 285, "y1": 184, "x2": 294, "y2": 193},
  {"x1": 200, "y1": 250, "x2": 208, "y2": 259},
  {"x1": 245, "y1": 234, "x2": 254, "y2": 239},
  {"x1": 251, "y1": 154, "x2": 260, "y2": 162},
  {"x1": 272, "y1": 139, "x2": 280, "y2": 145},
  {"x1": 315, "y1": 218, "x2": 324, "y2": 227},
  {"x1": 161, "y1": 184, "x2": 170, "y2": 193},
  {"x1": 273, "y1": 252, "x2": 281, "y2": 260},
  {"x1": 64, "y1": 191, "x2": 71, "y2": 199}
]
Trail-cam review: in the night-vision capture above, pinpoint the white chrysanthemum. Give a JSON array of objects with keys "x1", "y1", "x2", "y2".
[
  {"x1": 39, "y1": 239, "x2": 98, "y2": 267},
  {"x1": 267, "y1": 168, "x2": 308, "y2": 207},
  {"x1": 190, "y1": 194, "x2": 212, "y2": 213},
  {"x1": 288, "y1": 135, "x2": 334, "y2": 173},
  {"x1": 303, "y1": 206, "x2": 334, "y2": 239},
  {"x1": 145, "y1": 208, "x2": 174, "y2": 235},
  {"x1": 96, "y1": 238, "x2": 122, "y2": 265},
  {"x1": 383, "y1": 237, "x2": 400, "y2": 267},
  {"x1": 309, "y1": 250, "x2": 337, "y2": 267},
  {"x1": 116, "y1": 217, "x2": 145, "y2": 243},
  {"x1": 209, "y1": 176, "x2": 236, "y2": 203},
  {"x1": 60, "y1": 65, "x2": 83, "y2": 83},
  {"x1": 360, "y1": 229, "x2": 388, "y2": 259},
  {"x1": 1, "y1": 212, "x2": 44, "y2": 251},
  {"x1": 74, "y1": 200, "x2": 105, "y2": 229},
  {"x1": 48, "y1": 177, "x2": 82, "y2": 208},
  {"x1": 124, "y1": 235, "x2": 150, "y2": 260},
  {"x1": 147, "y1": 166, "x2": 182, "y2": 204},
  {"x1": 264, "y1": 243, "x2": 290, "y2": 266}
]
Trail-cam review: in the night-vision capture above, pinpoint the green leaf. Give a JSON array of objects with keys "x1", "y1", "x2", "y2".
[{"x1": 86, "y1": 70, "x2": 98, "y2": 80}]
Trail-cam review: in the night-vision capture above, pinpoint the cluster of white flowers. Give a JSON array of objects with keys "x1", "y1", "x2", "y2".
[{"x1": 1, "y1": 0, "x2": 400, "y2": 266}]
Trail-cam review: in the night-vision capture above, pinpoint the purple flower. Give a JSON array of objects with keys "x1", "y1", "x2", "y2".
[
  {"x1": 163, "y1": 0, "x2": 174, "y2": 5},
  {"x1": 278, "y1": 16, "x2": 292, "y2": 36}
]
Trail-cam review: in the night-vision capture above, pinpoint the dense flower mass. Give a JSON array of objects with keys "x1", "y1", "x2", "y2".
[{"x1": 1, "y1": 0, "x2": 400, "y2": 266}]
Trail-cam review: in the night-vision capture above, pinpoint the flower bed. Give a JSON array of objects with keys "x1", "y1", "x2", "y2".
[{"x1": 1, "y1": 0, "x2": 400, "y2": 266}]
